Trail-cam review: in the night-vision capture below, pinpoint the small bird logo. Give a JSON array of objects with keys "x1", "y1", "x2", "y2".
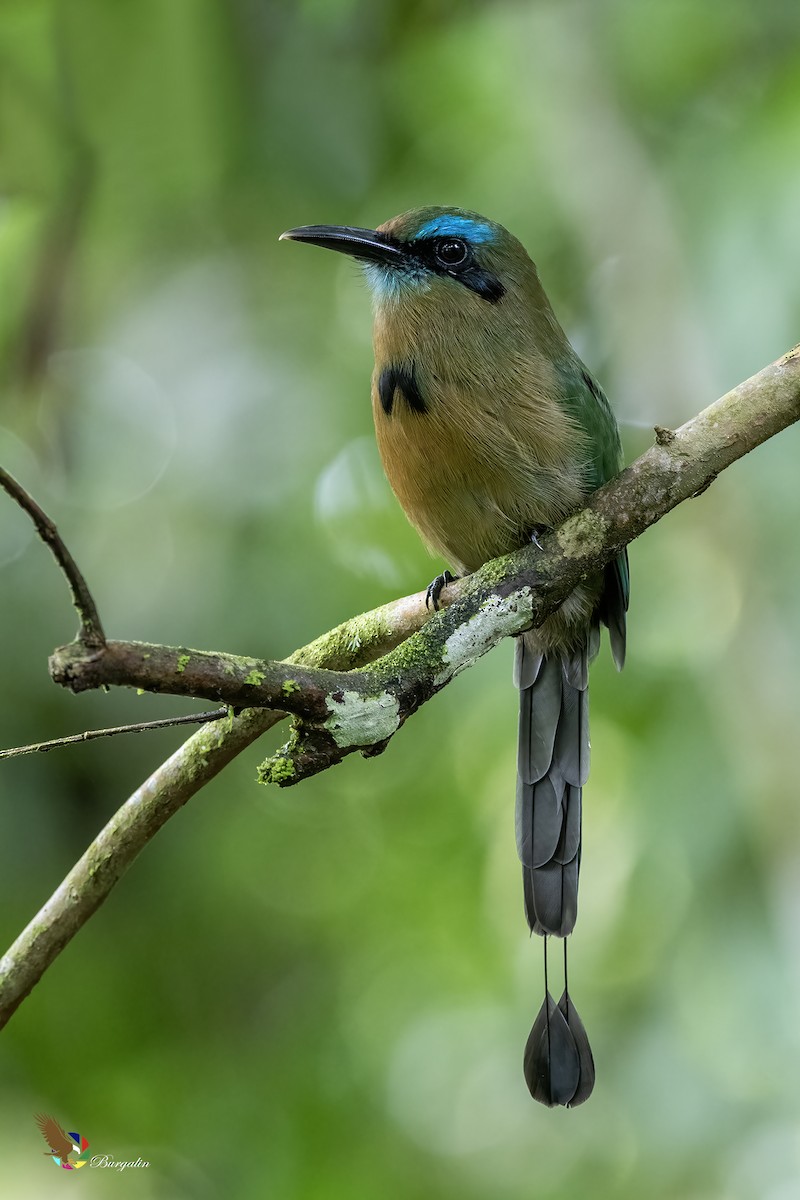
[{"x1": 34, "y1": 1113, "x2": 90, "y2": 1169}]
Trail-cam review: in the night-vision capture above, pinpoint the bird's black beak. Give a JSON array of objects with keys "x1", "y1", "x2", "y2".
[{"x1": 279, "y1": 224, "x2": 405, "y2": 267}]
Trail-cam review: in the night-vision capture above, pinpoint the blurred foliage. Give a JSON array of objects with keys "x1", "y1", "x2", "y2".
[{"x1": 1, "y1": 1, "x2": 800, "y2": 1197}]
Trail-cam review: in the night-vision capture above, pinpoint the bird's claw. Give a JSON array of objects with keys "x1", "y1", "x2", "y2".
[
  {"x1": 529, "y1": 524, "x2": 552, "y2": 551},
  {"x1": 425, "y1": 569, "x2": 458, "y2": 611}
]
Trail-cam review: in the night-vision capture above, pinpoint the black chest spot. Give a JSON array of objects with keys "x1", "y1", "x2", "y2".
[{"x1": 378, "y1": 362, "x2": 427, "y2": 417}]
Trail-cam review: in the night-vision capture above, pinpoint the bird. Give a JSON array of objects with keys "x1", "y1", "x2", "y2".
[
  {"x1": 281, "y1": 207, "x2": 629, "y2": 1107},
  {"x1": 35, "y1": 1112, "x2": 76, "y2": 1163}
]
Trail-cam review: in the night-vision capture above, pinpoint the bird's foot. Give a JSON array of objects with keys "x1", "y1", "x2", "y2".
[
  {"x1": 425, "y1": 569, "x2": 459, "y2": 611},
  {"x1": 529, "y1": 524, "x2": 552, "y2": 551}
]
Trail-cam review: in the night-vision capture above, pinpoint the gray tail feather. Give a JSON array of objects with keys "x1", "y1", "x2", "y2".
[
  {"x1": 514, "y1": 634, "x2": 591, "y2": 937},
  {"x1": 523, "y1": 985, "x2": 596, "y2": 1107}
]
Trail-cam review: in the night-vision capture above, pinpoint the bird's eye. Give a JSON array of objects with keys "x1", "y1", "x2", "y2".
[{"x1": 435, "y1": 238, "x2": 469, "y2": 268}]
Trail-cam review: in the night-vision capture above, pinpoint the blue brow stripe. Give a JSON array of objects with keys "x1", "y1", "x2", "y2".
[{"x1": 415, "y1": 216, "x2": 495, "y2": 243}]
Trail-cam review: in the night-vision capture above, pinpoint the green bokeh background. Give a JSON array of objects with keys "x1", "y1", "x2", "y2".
[{"x1": 2, "y1": 2, "x2": 800, "y2": 1197}]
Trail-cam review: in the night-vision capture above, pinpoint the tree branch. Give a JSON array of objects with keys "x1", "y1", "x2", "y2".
[
  {"x1": 0, "y1": 587, "x2": 438, "y2": 1029},
  {"x1": 1, "y1": 344, "x2": 798, "y2": 1029},
  {"x1": 0, "y1": 467, "x2": 106, "y2": 648},
  {"x1": 43, "y1": 345, "x2": 800, "y2": 782}
]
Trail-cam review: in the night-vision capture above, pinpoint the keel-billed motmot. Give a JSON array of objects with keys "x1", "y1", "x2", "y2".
[{"x1": 281, "y1": 207, "x2": 629, "y2": 1108}]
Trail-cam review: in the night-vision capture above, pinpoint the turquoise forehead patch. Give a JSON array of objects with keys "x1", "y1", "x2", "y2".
[{"x1": 414, "y1": 214, "x2": 495, "y2": 243}]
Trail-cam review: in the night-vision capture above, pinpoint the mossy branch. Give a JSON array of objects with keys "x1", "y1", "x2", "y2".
[
  {"x1": 1, "y1": 344, "x2": 799, "y2": 1028},
  {"x1": 44, "y1": 345, "x2": 800, "y2": 784},
  {"x1": 0, "y1": 590, "x2": 438, "y2": 1030}
]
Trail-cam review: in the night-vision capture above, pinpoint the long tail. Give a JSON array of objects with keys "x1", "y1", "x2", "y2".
[
  {"x1": 515, "y1": 636, "x2": 590, "y2": 936},
  {"x1": 515, "y1": 632, "x2": 595, "y2": 1106}
]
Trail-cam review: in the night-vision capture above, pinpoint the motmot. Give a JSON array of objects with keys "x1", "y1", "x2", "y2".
[{"x1": 281, "y1": 207, "x2": 629, "y2": 1108}]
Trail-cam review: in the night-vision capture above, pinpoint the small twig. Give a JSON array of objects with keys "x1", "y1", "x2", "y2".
[
  {"x1": 0, "y1": 467, "x2": 106, "y2": 648},
  {"x1": 0, "y1": 709, "x2": 229, "y2": 761}
]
